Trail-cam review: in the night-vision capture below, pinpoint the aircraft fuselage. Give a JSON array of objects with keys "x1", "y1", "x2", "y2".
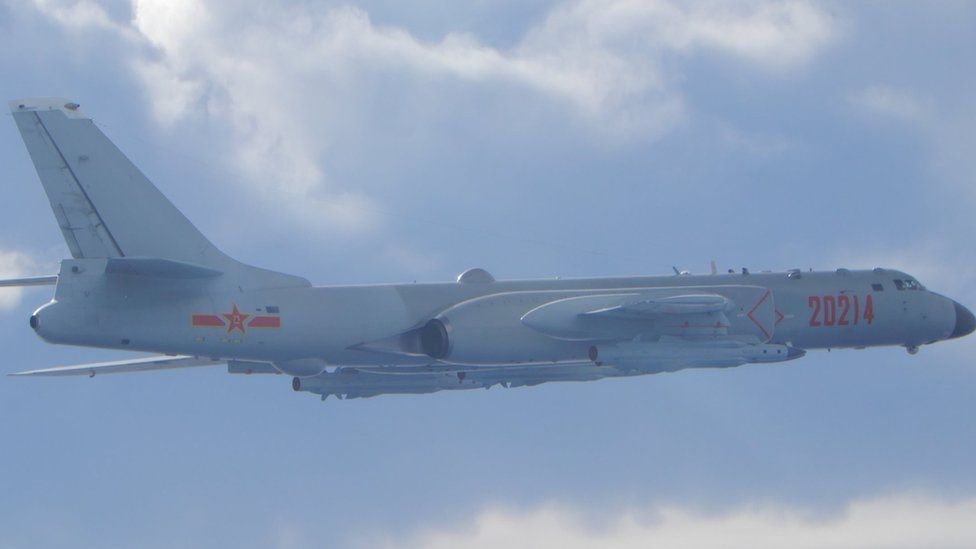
[
  {"x1": 31, "y1": 261, "x2": 969, "y2": 373},
  {"x1": 8, "y1": 98, "x2": 974, "y2": 398}
]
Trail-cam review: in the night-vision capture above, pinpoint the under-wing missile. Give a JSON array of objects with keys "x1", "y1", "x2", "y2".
[
  {"x1": 293, "y1": 368, "x2": 477, "y2": 398},
  {"x1": 292, "y1": 363, "x2": 617, "y2": 400},
  {"x1": 588, "y1": 338, "x2": 805, "y2": 372}
]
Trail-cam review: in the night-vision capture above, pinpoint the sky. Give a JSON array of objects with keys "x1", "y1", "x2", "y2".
[{"x1": 0, "y1": 1, "x2": 974, "y2": 547}]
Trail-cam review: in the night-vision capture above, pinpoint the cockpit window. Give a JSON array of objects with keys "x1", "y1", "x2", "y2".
[{"x1": 893, "y1": 279, "x2": 924, "y2": 291}]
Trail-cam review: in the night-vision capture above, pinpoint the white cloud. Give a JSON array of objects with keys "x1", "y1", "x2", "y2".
[
  {"x1": 379, "y1": 494, "x2": 976, "y2": 549},
  {"x1": 128, "y1": 0, "x2": 836, "y2": 137},
  {"x1": 522, "y1": 0, "x2": 835, "y2": 74},
  {"x1": 29, "y1": 0, "x2": 118, "y2": 31},
  {"x1": 849, "y1": 86, "x2": 928, "y2": 123},
  {"x1": 848, "y1": 84, "x2": 976, "y2": 200},
  {"x1": 27, "y1": 0, "x2": 837, "y2": 237},
  {"x1": 0, "y1": 250, "x2": 42, "y2": 311}
]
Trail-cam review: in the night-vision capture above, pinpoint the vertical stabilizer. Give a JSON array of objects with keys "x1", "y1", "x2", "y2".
[
  {"x1": 10, "y1": 98, "x2": 228, "y2": 265},
  {"x1": 9, "y1": 98, "x2": 309, "y2": 288}
]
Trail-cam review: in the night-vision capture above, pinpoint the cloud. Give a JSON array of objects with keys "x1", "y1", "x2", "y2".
[
  {"x1": 0, "y1": 250, "x2": 42, "y2": 311},
  {"x1": 26, "y1": 0, "x2": 838, "y2": 241},
  {"x1": 379, "y1": 494, "x2": 976, "y2": 549},
  {"x1": 128, "y1": 0, "x2": 836, "y2": 137},
  {"x1": 848, "y1": 84, "x2": 976, "y2": 201},
  {"x1": 848, "y1": 86, "x2": 928, "y2": 123},
  {"x1": 29, "y1": 0, "x2": 118, "y2": 31},
  {"x1": 523, "y1": 0, "x2": 835, "y2": 74}
]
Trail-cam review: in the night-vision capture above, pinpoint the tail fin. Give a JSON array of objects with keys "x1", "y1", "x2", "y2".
[
  {"x1": 9, "y1": 98, "x2": 308, "y2": 288},
  {"x1": 10, "y1": 98, "x2": 230, "y2": 265}
]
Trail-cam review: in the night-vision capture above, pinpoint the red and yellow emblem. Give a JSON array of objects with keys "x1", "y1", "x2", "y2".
[{"x1": 192, "y1": 304, "x2": 281, "y2": 333}]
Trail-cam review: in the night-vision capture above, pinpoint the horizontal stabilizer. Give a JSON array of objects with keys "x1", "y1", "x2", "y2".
[
  {"x1": 105, "y1": 257, "x2": 222, "y2": 279},
  {"x1": 0, "y1": 275, "x2": 57, "y2": 287},
  {"x1": 9, "y1": 355, "x2": 223, "y2": 377}
]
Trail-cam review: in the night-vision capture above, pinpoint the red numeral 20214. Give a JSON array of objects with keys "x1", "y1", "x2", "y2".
[{"x1": 808, "y1": 294, "x2": 874, "y2": 327}]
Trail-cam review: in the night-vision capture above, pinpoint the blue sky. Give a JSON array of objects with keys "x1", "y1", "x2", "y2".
[{"x1": 0, "y1": 1, "x2": 974, "y2": 547}]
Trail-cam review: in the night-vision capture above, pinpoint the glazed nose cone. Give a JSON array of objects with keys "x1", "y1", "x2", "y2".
[{"x1": 950, "y1": 301, "x2": 975, "y2": 339}]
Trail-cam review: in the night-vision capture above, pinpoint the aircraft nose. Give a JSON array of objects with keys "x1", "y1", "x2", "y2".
[{"x1": 949, "y1": 301, "x2": 976, "y2": 339}]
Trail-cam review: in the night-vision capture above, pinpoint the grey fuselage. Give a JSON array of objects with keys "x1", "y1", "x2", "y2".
[
  {"x1": 31, "y1": 261, "x2": 967, "y2": 372},
  {"x1": 10, "y1": 98, "x2": 975, "y2": 398}
]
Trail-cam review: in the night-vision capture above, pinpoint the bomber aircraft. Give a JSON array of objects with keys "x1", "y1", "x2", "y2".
[{"x1": 4, "y1": 98, "x2": 974, "y2": 400}]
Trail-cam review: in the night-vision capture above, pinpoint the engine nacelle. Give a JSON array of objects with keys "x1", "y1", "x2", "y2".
[
  {"x1": 414, "y1": 312, "x2": 588, "y2": 365},
  {"x1": 419, "y1": 319, "x2": 451, "y2": 359}
]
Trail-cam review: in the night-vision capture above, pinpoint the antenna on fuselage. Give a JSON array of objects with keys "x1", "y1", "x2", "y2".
[{"x1": 710, "y1": 260, "x2": 718, "y2": 275}]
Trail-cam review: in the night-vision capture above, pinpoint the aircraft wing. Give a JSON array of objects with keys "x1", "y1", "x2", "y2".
[{"x1": 9, "y1": 355, "x2": 223, "y2": 377}]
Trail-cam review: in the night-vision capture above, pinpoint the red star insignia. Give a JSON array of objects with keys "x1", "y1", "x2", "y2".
[{"x1": 222, "y1": 304, "x2": 250, "y2": 334}]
